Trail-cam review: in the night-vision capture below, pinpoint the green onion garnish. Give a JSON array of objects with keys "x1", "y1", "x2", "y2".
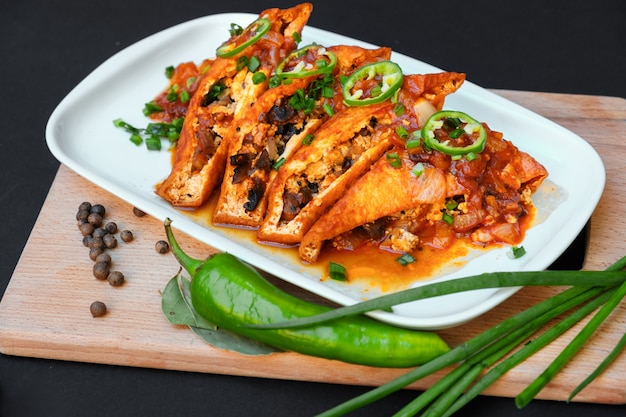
[
  {"x1": 252, "y1": 72, "x2": 267, "y2": 85},
  {"x1": 395, "y1": 126, "x2": 410, "y2": 140},
  {"x1": 411, "y1": 162, "x2": 424, "y2": 177},
  {"x1": 248, "y1": 56, "x2": 261, "y2": 72},
  {"x1": 510, "y1": 246, "x2": 527, "y2": 259},
  {"x1": 302, "y1": 134, "x2": 315, "y2": 145},
  {"x1": 142, "y1": 101, "x2": 163, "y2": 116},
  {"x1": 396, "y1": 254, "x2": 416, "y2": 266},
  {"x1": 328, "y1": 262, "x2": 348, "y2": 281},
  {"x1": 386, "y1": 152, "x2": 402, "y2": 168},
  {"x1": 272, "y1": 157, "x2": 286, "y2": 170}
]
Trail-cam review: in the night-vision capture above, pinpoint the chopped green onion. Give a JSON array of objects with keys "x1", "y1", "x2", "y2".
[
  {"x1": 328, "y1": 262, "x2": 348, "y2": 281},
  {"x1": 292, "y1": 31, "x2": 301, "y2": 44},
  {"x1": 252, "y1": 71, "x2": 266, "y2": 85},
  {"x1": 466, "y1": 151, "x2": 477, "y2": 161},
  {"x1": 228, "y1": 22, "x2": 243, "y2": 37},
  {"x1": 394, "y1": 102, "x2": 405, "y2": 116},
  {"x1": 323, "y1": 103, "x2": 334, "y2": 117},
  {"x1": 302, "y1": 134, "x2": 315, "y2": 145},
  {"x1": 385, "y1": 152, "x2": 402, "y2": 168},
  {"x1": 411, "y1": 162, "x2": 424, "y2": 177},
  {"x1": 113, "y1": 118, "x2": 141, "y2": 134},
  {"x1": 321, "y1": 86, "x2": 334, "y2": 99},
  {"x1": 442, "y1": 211, "x2": 454, "y2": 225},
  {"x1": 142, "y1": 101, "x2": 163, "y2": 116},
  {"x1": 236, "y1": 55, "x2": 249, "y2": 71},
  {"x1": 395, "y1": 126, "x2": 410, "y2": 140},
  {"x1": 129, "y1": 133, "x2": 143, "y2": 146},
  {"x1": 316, "y1": 59, "x2": 328, "y2": 68},
  {"x1": 113, "y1": 117, "x2": 183, "y2": 150},
  {"x1": 445, "y1": 199, "x2": 459, "y2": 211},
  {"x1": 179, "y1": 90, "x2": 190, "y2": 103},
  {"x1": 203, "y1": 83, "x2": 227, "y2": 104},
  {"x1": 289, "y1": 88, "x2": 315, "y2": 114},
  {"x1": 145, "y1": 135, "x2": 162, "y2": 151},
  {"x1": 272, "y1": 157, "x2": 286, "y2": 170},
  {"x1": 248, "y1": 56, "x2": 261, "y2": 72},
  {"x1": 166, "y1": 88, "x2": 178, "y2": 102},
  {"x1": 509, "y1": 246, "x2": 526, "y2": 259},
  {"x1": 268, "y1": 75, "x2": 282, "y2": 88},
  {"x1": 165, "y1": 65, "x2": 175, "y2": 79},
  {"x1": 396, "y1": 254, "x2": 416, "y2": 266},
  {"x1": 405, "y1": 134, "x2": 421, "y2": 149}
]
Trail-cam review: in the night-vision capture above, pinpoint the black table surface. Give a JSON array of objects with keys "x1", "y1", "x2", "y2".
[{"x1": 2, "y1": 1, "x2": 625, "y2": 416}]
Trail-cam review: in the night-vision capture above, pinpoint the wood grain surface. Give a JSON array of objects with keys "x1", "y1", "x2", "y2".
[{"x1": 1, "y1": 90, "x2": 625, "y2": 404}]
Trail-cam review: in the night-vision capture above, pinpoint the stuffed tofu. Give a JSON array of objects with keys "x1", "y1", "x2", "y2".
[
  {"x1": 155, "y1": 3, "x2": 312, "y2": 207},
  {"x1": 257, "y1": 69, "x2": 466, "y2": 246},
  {"x1": 299, "y1": 121, "x2": 548, "y2": 263},
  {"x1": 213, "y1": 44, "x2": 392, "y2": 228}
]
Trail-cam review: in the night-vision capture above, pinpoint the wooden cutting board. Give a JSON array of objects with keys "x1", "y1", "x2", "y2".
[{"x1": 1, "y1": 90, "x2": 626, "y2": 405}]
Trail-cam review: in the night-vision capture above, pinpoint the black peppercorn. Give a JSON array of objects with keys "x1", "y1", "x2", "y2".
[
  {"x1": 89, "y1": 246, "x2": 104, "y2": 261},
  {"x1": 155, "y1": 240, "x2": 170, "y2": 254},
  {"x1": 95, "y1": 252, "x2": 111, "y2": 265},
  {"x1": 87, "y1": 212, "x2": 103, "y2": 227},
  {"x1": 120, "y1": 230, "x2": 134, "y2": 242},
  {"x1": 90, "y1": 204, "x2": 106, "y2": 217},
  {"x1": 79, "y1": 222, "x2": 94, "y2": 236},
  {"x1": 107, "y1": 271, "x2": 125, "y2": 287},
  {"x1": 104, "y1": 222, "x2": 118, "y2": 234},
  {"x1": 90, "y1": 301, "x2": 107, "y2": 317},
  {"x1": 103, "y1": 234, "x2": 117, "y2": 249},
  {"x1": 93, "y1": 261, "x2": 110, "y2": 280}
]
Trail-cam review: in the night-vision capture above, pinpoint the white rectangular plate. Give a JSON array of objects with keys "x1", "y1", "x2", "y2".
[{"x1": 45, "y1": 13, "x2": 604, "y2": 329}]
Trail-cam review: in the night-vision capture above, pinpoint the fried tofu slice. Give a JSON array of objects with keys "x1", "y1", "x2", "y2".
[
  {"x1": 300, "y1": 124, "x2": 549, "y2": 263},
  {"x1": 212, "y1": 45, "x2": 392, "y2": 228},
  {"x1": 257, "y1": 102, "x2": 396, "y2": 245},
  {"x1": 154, "y1": 3, "x2": 312, "y2": 207},
  {"x1": 299, "y1": 150, "x2": 447, "y2": 263}
]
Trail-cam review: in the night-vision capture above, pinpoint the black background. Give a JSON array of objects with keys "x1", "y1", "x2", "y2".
[{"x1": 1, "y1": 0, "x2": 625, "y2": 416}]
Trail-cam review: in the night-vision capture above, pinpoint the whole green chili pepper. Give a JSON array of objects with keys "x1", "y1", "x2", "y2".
[{"x1": 164, "y1": 218, "x2": 450, "y2": 368}]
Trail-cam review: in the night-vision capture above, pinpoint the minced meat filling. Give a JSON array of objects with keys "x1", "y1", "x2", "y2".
[{"x1": 281, "y1": 117, "x2": 380, "y2": 221}]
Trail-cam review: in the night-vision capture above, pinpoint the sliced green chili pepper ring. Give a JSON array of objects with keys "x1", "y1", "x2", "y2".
[
  {"x1": 216, "y1": 17, "x2": 271, "y2": 58},
  {"x1": 275, "y1": 44, "x2": 337, "y2": 79},
  {"x1": 421, "y1": 110, "x2": 487, "y2": 156},
  {"x1": 342, "y1": 61, "x2": 403, "y2": 106}
]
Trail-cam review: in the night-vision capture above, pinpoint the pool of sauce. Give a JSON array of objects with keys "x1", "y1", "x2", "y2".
[{"x1": 181, "y1": 192, "x2": 535, "y2": 294}]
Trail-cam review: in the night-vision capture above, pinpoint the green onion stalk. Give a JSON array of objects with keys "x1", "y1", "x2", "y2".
[{"x1": 289, "y1": 255, "x2": 626, "y2": 417}]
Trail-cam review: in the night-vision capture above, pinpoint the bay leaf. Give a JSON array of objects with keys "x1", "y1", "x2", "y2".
[{"x1": 161, "y1": 270, "x2": 279, "y2": 356}]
